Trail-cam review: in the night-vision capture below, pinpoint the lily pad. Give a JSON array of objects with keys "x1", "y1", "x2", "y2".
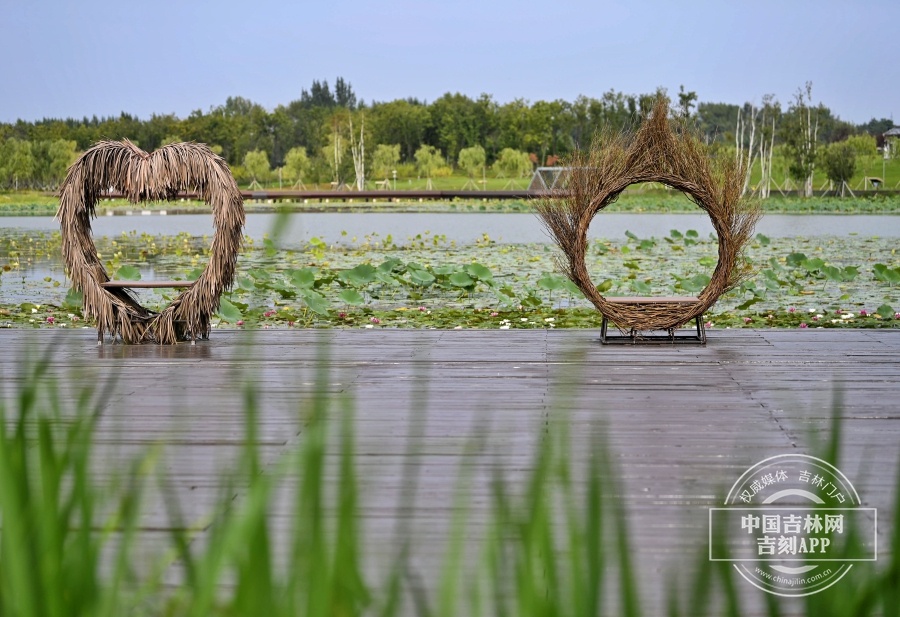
[
  {"x1": 300, "y1": 290, "x2": 331, "y2": 316},
  {"x1": 449, "y1": 272, "x2": 475, "y2": 288},
  {"x1": 876, "y1": 303, "x2": 895, "y2": 320},
  {"x1": 339, "y1": 289, "x2": 366, "y2": 305},
  {"x1": 115, "y1": 265, "x2": 141, "y2": 281},
  {"x1": 408, "y1": 269, "x2": 436, "y2": 287},
  {"x1": 217, "y1": 297, "x2": 243, "y2": 322}
]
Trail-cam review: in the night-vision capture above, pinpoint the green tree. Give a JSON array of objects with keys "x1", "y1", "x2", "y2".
[
  {"x1": 369, "y1": 100, "x2": 430, "y2": 162},
  {"x1": 677, "y1": 85, "x2": 698, "y2": 119},
  {"x1": 46, "y1": 140, "x2": 78, "y2": 187},
  {"x1": 282, "y1": 146, "x2": 310, "y2": 187},
  {"x1": 845, "y1": 134, "x2": 876, "y2": 158},
  {"x1": 427, "y1": 93, "x2": 495, "y2": 163},
  {"x1": 0, "y1": 138, "x2": 35, "y2": 189},
  {"x1": 523, "y1": 100, "x2": 568, "y2": 165},
  {"x1": 495, "y1": 99, "x2": 531, "y2": 152},
  {"x1": 756, "y1": 94, "x2": 781, "y2": 199},
  {"x1": 414, "y1": 144, "x2": 443, "y2": 188},
  {"x1": 457, "y1": 145, "x2": 485, "y2": 179},
  {"x1": 320, "y1": 114, "x2": 351, "y2": 185},
  {"x1": 820, "y1": 141, "x2": 857, "y2": 194},
  {"x1": 781, "y1": 82, "x2": 819, "y2": 197},
  {"x1": 857, "y1": 117, "x2": 895, "y2": 137},
  {"x1": 697, "y1": 102, "x2": 740, "y2": 144},
  {"x1": 139, "y1": 113, "x2": 183, "y2": 151},
  {"x1": 188, "y1": 96, "x2": 271, "y2": 167},
  {"x1": 492, "y1": 148, "x2": 532, "y2": 179},
  {"x1": 371, "y1": 144, "x2": 400, "y2": 180},
  {"x1": 333, "y1": 77, "x2": 358, "y2": 109},
  {"x1": 243, "y1": 149, "x2": 271, "y2": 186}
]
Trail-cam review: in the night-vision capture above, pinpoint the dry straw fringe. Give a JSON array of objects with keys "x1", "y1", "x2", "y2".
[
  {"x1": 57, "y1": 140, "x2": 245, "y2": 344},
  {"x1": 535, "y1": 98, "x2": 761, "y2": 332}
]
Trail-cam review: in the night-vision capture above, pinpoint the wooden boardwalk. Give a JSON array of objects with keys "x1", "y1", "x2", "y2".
[{"x1": 1, "y1": 328, "x2": 897, "y2": 614}]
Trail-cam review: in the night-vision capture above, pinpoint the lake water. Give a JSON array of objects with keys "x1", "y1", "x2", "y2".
[{"x1": 2, "y1": 212, "x2": 899, "y2": 245}]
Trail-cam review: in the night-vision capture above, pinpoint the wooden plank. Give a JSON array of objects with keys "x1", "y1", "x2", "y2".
[
  {"x1": 606, "y1": 296, "x2": 699, "y2": 304},
  {"x1": 0, "y1": 328, "x2": 897, "y2": 616},
  {"x1": 100, "y1": 280, "x2": 194, "y2": 288}
]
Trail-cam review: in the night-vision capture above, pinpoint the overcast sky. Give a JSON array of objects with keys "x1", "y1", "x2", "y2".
[{"x1": 1, "y1": 0, "x2": 896, "y2": 125}]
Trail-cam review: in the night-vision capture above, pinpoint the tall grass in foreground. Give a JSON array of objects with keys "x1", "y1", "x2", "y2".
[{"x1": 0, "y1": 346, "x2": 898, "y2": 616}]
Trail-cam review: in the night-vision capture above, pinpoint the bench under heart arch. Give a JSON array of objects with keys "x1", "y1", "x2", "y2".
[
  {"x1": 535, "y1": 98, "x2": 761, "y2": 334},
  {"x1": 58, "y1": 140, "x2": 245, "y2": 344}
]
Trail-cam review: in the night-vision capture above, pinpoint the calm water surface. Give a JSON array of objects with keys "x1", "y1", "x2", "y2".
[{"x1": 2, "y1": 212, "x2": 899, "y2": 245}]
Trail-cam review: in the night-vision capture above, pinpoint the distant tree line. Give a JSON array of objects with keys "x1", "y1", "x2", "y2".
[{"x1": 0, "y1": 78, "x2": 895, "y2": 194}]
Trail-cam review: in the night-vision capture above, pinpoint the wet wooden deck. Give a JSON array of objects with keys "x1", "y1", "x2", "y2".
[{"x1": 1, "y1": 328, "x2": 897, "y2": 614}]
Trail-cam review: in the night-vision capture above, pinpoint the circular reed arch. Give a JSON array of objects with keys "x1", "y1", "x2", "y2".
[{"x1": 535, "y1": 99, "x2": 761, "y2": 332}]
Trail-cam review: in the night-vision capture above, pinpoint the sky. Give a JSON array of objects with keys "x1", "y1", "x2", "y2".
[{"x1": 1, "y1": 0, "x2": 897, "y2": 125}]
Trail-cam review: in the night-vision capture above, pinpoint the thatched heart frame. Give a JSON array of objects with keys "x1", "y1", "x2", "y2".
[
  {"x1": 535, "y1": 98, "x2": 761, "y2": 332},
  {"x1": 57, "y1": 140, "x2": 245, "y2": 344}
]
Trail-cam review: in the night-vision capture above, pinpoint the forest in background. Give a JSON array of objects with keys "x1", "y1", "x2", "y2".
[{"x1": 0, "y1": 78, "x2": 897, "y2": 195}]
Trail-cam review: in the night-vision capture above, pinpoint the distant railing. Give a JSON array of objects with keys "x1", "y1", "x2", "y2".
[
  {"x1": 96, "y1": 187, "x2": 899, "y2": 203},
  {"x1": 99, "y1": 189, "x2": 553, "y2": 202}
]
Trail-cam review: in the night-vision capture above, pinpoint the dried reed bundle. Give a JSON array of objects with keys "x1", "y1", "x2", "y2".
[
  {"x1": 57, "y1": 140, "x2": 245, "y2": 344},
  {"x1": 535, "y1": 98, "x2": 760, "y2": 332}
]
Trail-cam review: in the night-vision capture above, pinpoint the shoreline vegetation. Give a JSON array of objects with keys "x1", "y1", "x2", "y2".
[{"x1": 2, "y1": 189, "x2": 900, "y2": 216}]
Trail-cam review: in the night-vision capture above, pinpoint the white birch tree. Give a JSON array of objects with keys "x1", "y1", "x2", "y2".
[
  {"x1": 349, "y1": 113, "x2": 365, "y2": 190},
  {"x1": 756, "y1": 95, "x2": 779, "y2": 199},
  {"x1": 783, "y1": 82, "x2": 819, "y2": 198},
  {"x1": 735, "y1": 103, "x2": 758, "y2": 196}
]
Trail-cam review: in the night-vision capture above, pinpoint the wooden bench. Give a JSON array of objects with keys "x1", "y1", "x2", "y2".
[
  {"x1": 98, "y1": 280, "x2": 197, "y2": 344},
  {"x1": 600, "y1": 296, "x2": 706, "y2": 345}
]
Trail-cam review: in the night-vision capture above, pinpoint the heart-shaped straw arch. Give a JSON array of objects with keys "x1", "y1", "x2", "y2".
[{"x1": 57, "y1": 140, "x2": 245, "y2": 344}]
